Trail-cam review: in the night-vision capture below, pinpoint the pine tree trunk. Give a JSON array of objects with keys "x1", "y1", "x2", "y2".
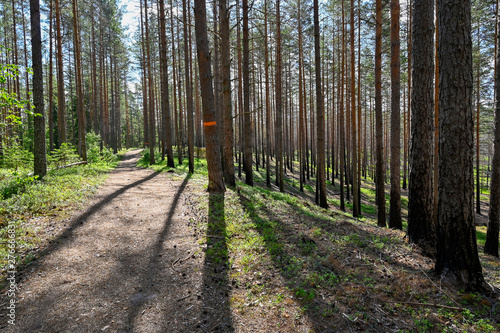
[
  {"x1": 476, "y1": 22, "x2": 482, "y2": 215},
  {"x1": 404, "y1": 2, "x2": 412, "y2": 190},
  {"x1": 435, "y1": 0, "x2": 484, "y2": 288},
  {"x1": 275, "y1": 1, "x2": 284, "y2": 192},
  {"x1": 433, "y1": 5, "x2": 439, "y2": 224},
  {"x1": 357, "y1": 0, "x2": 362, "y2": 208},
  {"x1": 159, "y1": 0, "x2": 175, "y2": 167},
  {"x1": 315, "y1": 0, "x2": 327, "y2": 208},
  {"x1": 298, "y1": 0, "x2": 304, "y2": 192},
  {"x1": 339, "y1": 0, "x2": 346, "y2": 211},
  {"x1": 236, "y1": 0, "x2": 242, "y2": 179},
  {"x1": 265, "y1": 0, "x2": 271, "y2": 188},
  {"x1": 220, "y1": 0, "x2": 235, "y2": 186},
  {"x1": 242, "y1": 0, "x2": 253, "y2": 186},
  {"x1": 48, "y1": 0, "x2": 54, "y2": 151},
  {"x1": 408, "y1": 0, "x2": 435, "y2": 253},
  {"x1": 72, "y1": 0, "x2": 86, "y2": 160},
  {"x1": 140, "y1": 0, "x2": 148, "y2": 147},
  {"x1": 169, "y1": 0, "x2": 181, "y2": 165},
  {"x1": 31, "y1": 0, "x2": 46, "y2": 178},
  {"x1": 145, "y1": 0, "x2": 155, "y2": 165},
  {"x1": 55, "y1": 0, "x2": 66, "y2": 146},
  {"x1": 389, "y1": 0, "x2": 402, "y2": 229},
  {"x1": 184, "y1": 0, "x2": 195, "y2": 173},
  {"x1": 212, "y1": 0, "x2": 223, "y2": 169},
  {"x1": 351, "y1": 0, "x2": 359, "y2": 216},
  {"x1": 11, "y1": 0, "x2": 21, "y2": 142},
  {"x1": 485, "y1": 0, "x2": 500, "y2": 258},
  {"x1": 21, "y1": 1, "x2": 31, "y2": 151},
  {"x1": 194, "y1": 0, "x2": 225, "y2": 193},
  {"x1": 375, "y1": 0, "x2": 386, "y2": 227},
  {"x1": 91, "y1": 10, "x2": 99, "y2": 136},
  {"x1": 125, "y1": 81, "x2": 130, "y2": 149}
]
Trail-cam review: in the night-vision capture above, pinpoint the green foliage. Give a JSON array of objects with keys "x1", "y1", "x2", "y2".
[
  {"x1": 48, "y1": 143, "x2": 80, "y2": 167},
  {"x1": 0, "y1": 133, "x2": 121, "y2": 231},
  {"x1": 0, "y1": 140, "x2": 33, "y2": 170},
  {"x1": 0, "y1": 46, "x2": 33, "y2": 130},
  {"x1": 138, "y1": 149, "x2": 209, "y2": 176},
  {"x1": 414, "y1": 317, "x2": 433, "y2": 332},
  {"x1": 0, "y1": 156, "x2": 119, "y2": 275},
  {"x1": 85, "y1": 132, "x2": 115, "y2": 164},
  {"x1": 294, "y1": 287, "x2": 315, "y2": 302},
  {"x1": 0, "y1": 172, "x2": 38, "y2": 200},
  {"x1": 138, "y1": 149, "x2": 162, "y2": 167}
]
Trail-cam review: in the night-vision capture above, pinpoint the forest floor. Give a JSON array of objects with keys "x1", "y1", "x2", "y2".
[{"x1": 1, "y1": 149, "x2": 500, "y2": 332}]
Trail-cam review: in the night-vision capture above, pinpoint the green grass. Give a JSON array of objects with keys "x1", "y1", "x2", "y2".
[
  {"x1": 329, "y1": 198, "x2": 377, "y2": 215},
  {"x1": 137, "y1": 149, "x2": 209, "y2": 176},
  {"x1": 144, "y1": 149, "x2": 499, "y2": 269},
  {"x1": 474, "y1": 226, "x2": 499, "y2": 249},
  {"x1": 0, "y1": 150, "x2": 121, "y2": 280}
]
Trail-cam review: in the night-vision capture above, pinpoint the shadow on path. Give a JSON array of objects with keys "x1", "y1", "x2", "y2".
[
  {"x1": 40, "y1": 170, "x2": 161, "y2": 258},
  {"x1": 125, "y1": 173, "x2": 191, "y2": 332}
]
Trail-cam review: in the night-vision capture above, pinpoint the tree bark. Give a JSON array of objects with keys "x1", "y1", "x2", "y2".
[
  {"x1": 183, "y1": 0, "x2": 195, "y2": 173},
  {"x1": 140, "y1": 0, "x2": 148, "y2": 147},
  {"x1": 476, "y1": 22, "x2": 481, "y2": 215},
  {"x1": 55, "y1": 0, "x2": 66, "y2": 146},
  {"x1": 145, "y1": 0, "x2": 155, "y2": 165},
  {"x1": 298, "y1": 0, "x2": 304, "y2": 192},
  {"x1": 265, "y1": 0, "x2": 271, "y2": 188},
  {"x1": 48, "y1": 0, "x2": 54, "y2": 151},
  {"x1": 389, "y1": 0, "x2": 401, "y2": 229},
  {"x1": 339, "y1": 0, "x2": 346, "y2": 211},
  {"x1": 72, "y1": 0, "x2": 86, "y2": 161},
  {"x1": 375, "y1": 0, "x2": 386, "y2": 227},
  {"x1": 433, "y1": 4, "x2": 439, "y2": 225},
  {"x1": 315, "y1": 0, "x2": 327, "y2": 208},
  {"x1": 408, "y1": 0, "x2": 435, "y2": 253},
  {"x1": 220, "y1": 0, "x2": 235, "y2": 186},
  {"x1": 435, "y1": 0, "x2": 484, "y2": 288},
  {"x1": 276, "y1": 1, "x2": 284, "y2": 192},
  {"x1": 31, "y1": 0, "x2": 46, "y2": 178},
  {"x1": 159, "y1": 0, "x2": 175, "y2": 167},
  {"x1": 242, "y1": 0, "x2": 253, "y2": 186},
  {"x1": 194, "y1": 0, "x2": 225, "y2": 193},
  {"x1": 351, "y1": 0, "x2": 359, "y2": 216},
  {"x1": 485, "y1": 0, "x2": 500, "y2": 258}
]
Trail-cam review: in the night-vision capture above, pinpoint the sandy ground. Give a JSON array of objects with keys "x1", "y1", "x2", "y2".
[{"x1": 1, "y1": 150, "x2": 226, "y2": 333}]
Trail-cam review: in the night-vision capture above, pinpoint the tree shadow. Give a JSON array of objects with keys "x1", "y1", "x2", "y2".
[
  {"x1": 125, "y1": 173, "x2": 191, "y2": 332},
  {"x1": 199, "y1": 192, "x2": 234, "y2": 332},
  {"x1": 0, "y1": 167, "x2": 161, "y2": 290},
  {"x1": 237, "y1": 193, "x2": 341, "y2": 332},
  {"x1": 4, "y1": 171, "x2": 193, "y2": 333},
  {"x1": 235, "y1": 188, "x2": 447, "y2": 332}
]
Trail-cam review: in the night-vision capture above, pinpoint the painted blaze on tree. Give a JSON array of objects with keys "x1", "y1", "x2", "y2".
[{"x1": 194, "y1": 0, "x2": 225, "y2": 193}]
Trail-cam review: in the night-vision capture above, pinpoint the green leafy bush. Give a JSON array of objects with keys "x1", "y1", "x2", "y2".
[
  {"x1": 0, "y1": 141, "x2": 33, "y2": 170},
  {"x1": 86, "y1": 132, "x2": 115, "y2": 164},
  {"x1": 0, "y1": 173, "x2": 38, "y2": 200},
  {"x1": 48, "y1": 143, "x2": 80, "y2": 168}
]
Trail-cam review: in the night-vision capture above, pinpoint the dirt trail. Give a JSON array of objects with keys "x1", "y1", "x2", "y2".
[{"x1": 3, "y1": 150, "x2": 220, "y2": 333}]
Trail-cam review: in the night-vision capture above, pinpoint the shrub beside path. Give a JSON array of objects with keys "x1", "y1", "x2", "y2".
[{"x1": 3, "y1": 149, "x2": 213, "y2": 332}]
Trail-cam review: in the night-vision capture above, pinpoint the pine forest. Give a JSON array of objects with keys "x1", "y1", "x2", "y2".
[{"x1": 1, "y1": 0, "x2": 500, "y2": 331}]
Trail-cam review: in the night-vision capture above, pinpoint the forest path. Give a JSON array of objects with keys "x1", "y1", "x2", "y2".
[{"x1": 6, "y1": 149, "x2": 210, "y2": 333}]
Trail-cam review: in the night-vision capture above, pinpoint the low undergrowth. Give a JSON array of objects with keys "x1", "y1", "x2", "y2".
[
  {"x1": 140, "y1": 152, "x2": 500, "y2": 332},
  {"x1": 0, "y1": 141, "x2": 124, "y2": 286},
  {"x1": 182, "y1": 176, "x2": 499, "y2": 332}
]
